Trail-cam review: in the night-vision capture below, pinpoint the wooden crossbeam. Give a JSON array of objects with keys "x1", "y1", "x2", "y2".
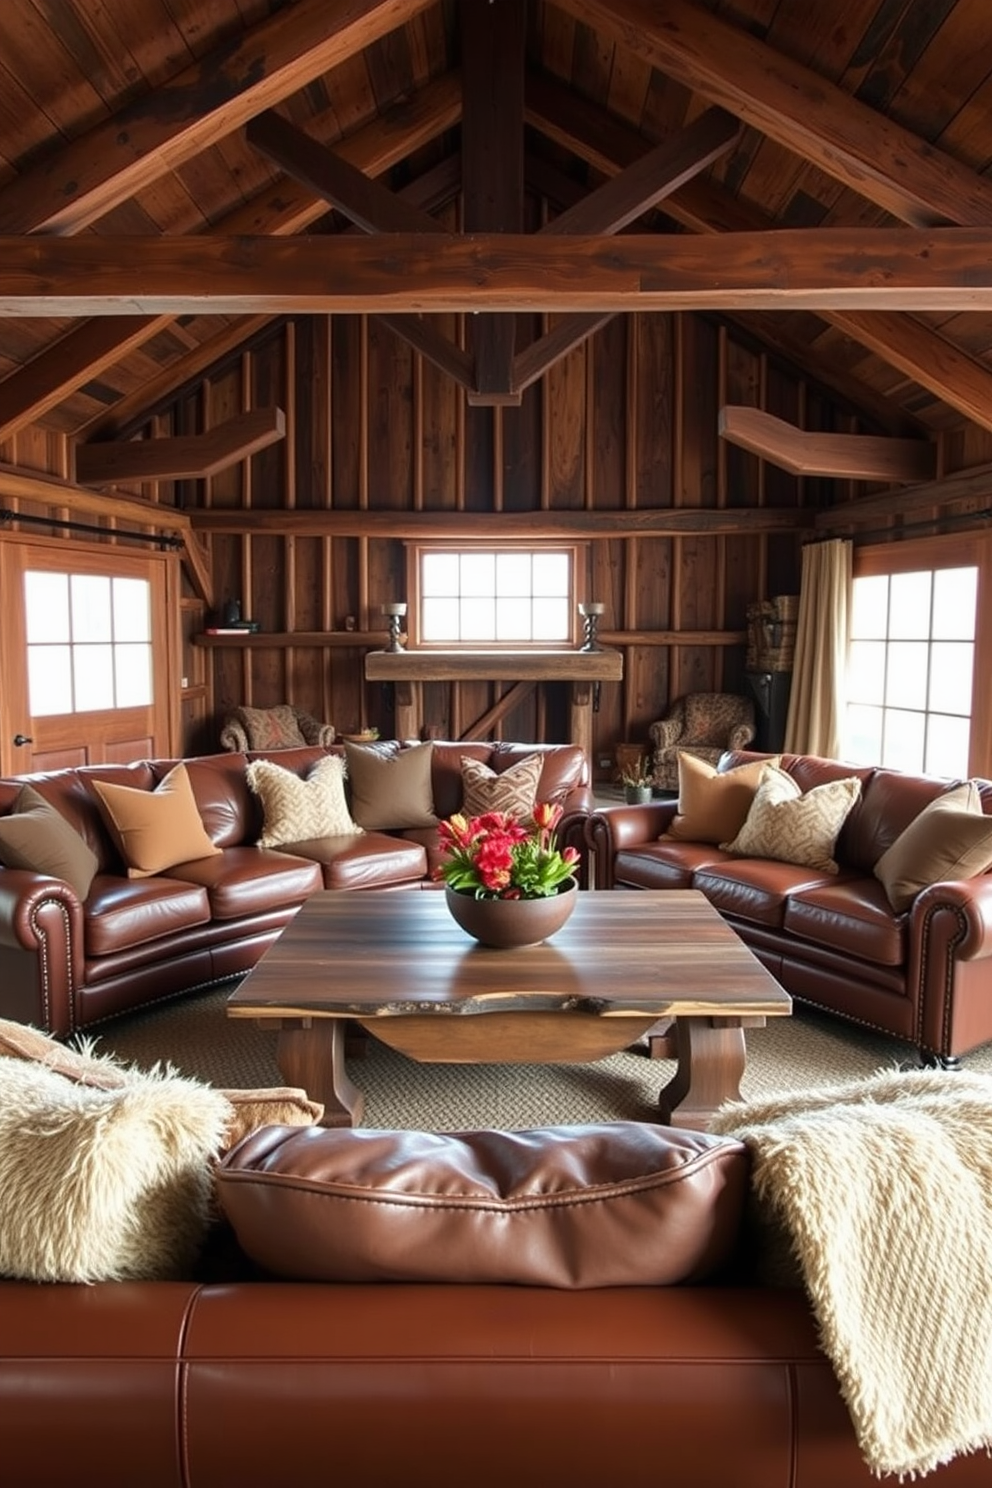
[
  {"x1": 75, "y1": 408, "x2": 286, "y2": 484},
  {"x1": 718, "y1": 406, "x2": 934, "y2": 483}
]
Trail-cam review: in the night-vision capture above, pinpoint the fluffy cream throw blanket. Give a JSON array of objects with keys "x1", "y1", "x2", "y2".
[{"x1": 711, "y1": 1068, "x2": 992, "y2": 1480}]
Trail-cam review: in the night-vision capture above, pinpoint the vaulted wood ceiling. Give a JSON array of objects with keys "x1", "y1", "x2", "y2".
[{"x1": 3, "y1": 0, "x2": 992, "y2": 458}]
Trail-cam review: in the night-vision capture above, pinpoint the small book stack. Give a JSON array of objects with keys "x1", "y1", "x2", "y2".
[{"x1": 204, "y1": 618, "x2": 261, "y2": 635}]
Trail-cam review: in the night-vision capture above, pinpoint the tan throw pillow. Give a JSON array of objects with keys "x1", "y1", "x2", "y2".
[
  {"x1": 721, "y1": 764, "x2": 861, "y2": 873},
  {"x1": 461, "y1": 753, "x2": 543, "y2": 820},
  {"x1": 0, "y1": 1055, "x2": 231, "y2": 1282},
  {"x1": 92, "y1": 763, "x2": 221, "y2": 878},
  {"x1": 873, "y1": 782, "x2": 992, "y2": 912},
  {"x1": 246, "y1": 754, "x2": 361, "y2": 846},
  {"x1": 217, "y1": 1121, "x2": 748, "y2": 1288},
  {"x1": 344, "y1": 741, "x2": 437, "y2": 830},
  {"x1": 0, "y1": 784, "x2": 98, "y2": 900},
  {"x1": 0, "y1": 1017, "x2": 324, "y2": 1148},
  {"x1": 666, "y1": 753, "x2": 780, "y2": 844}
]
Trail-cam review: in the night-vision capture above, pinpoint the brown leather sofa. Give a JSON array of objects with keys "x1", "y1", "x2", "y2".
[
  {"x1": 1, "y1": 1115, "x2": 987, "y2": 1488},
  {"x1": 586, "y1": 749, "x2": 992, "y2": 1065},
  {"x1": 0, "y1": 740, "x2": 591, "y2": 1038}
]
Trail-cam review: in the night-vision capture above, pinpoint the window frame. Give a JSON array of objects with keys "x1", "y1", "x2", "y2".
[
  {"x1": 850, "y1": 532, "x2": 992, "y2": 779},
  {"x1": 404, "y1": 541, "x2": 590, "y2": 650}
]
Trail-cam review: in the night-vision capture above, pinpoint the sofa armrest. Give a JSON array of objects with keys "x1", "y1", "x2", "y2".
[
  {"x1": 295, "y1": 713, "x2": 336, "y2": 747},
  {"x1": 556, "y1": 786, "x2": 596, "y2": 890},
  {"x1": 649, "y1": 718, "x2": 684, "y2": 750},
  {"x1": 585, "y1": 803, "x2": 678, "y2": 889},
  {"x1": 0, "y1": 871, "x2": 82, "y2": 1035},
  {"x1": 219, "y1": 721, "x2": 250, "y2": 752},
  {"x1": 727, "y1": 720, "x2": 757, "y2": 752},
  {"x1": 912, "y1": 875, "x2": 992, "y2": 962}
]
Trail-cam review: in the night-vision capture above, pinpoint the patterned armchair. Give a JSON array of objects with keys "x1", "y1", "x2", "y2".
[
  {"x1": 648, "y1": 692, "x2": 757, "y2": 792},
  {"x1": 219, "y1": 704, "x2": 336, "y2": 753}
]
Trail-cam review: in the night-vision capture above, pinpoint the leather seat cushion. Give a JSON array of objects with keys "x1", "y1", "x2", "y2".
[
  {"x1": 167, "y1": 847, "x2": 323, "y2": 920},
  {"x1": 783, "y1": 877, "x2": 907, "y2": 967},
  {"x1": 217, "y1": 1121, "x2": 748, "y2": 1289},
  {"x1": 614, "y1": 841, "x2": 732, "y2": 889},
  {"x1": 692, "y1": 859, "x2": 842, "y2": 929},
  {"x1": 85, "y1": 875, "x2": 211, "y2": 956},
  {"x1": 294, "y1": 831, "x2": 428, "y2": 889}
]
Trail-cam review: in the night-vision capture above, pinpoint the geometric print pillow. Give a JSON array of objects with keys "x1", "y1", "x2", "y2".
[
  {"x1": 461, "y1": 753, "x2": 543, "y2": 821},
  {"x1": 246, "y1": 754, "x2": 361, "y2": 847},
  {"x1": 721, "y1": 764, "x2": 861, "y2": 874}
]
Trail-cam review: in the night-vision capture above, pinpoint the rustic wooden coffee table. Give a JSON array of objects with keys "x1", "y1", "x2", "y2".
[{"x1": 227, "y1": 888, "x2": 791, "y2": 1130}]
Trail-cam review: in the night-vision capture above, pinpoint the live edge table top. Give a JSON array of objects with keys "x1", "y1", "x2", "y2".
[{"x1": 227, "y1": 888, "x2": 792, "y2": 1024}]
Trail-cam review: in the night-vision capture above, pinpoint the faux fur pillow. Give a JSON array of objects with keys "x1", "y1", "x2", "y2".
[
  {"x1": 461, "y1": 753, "x2": 542, "y2": 820},
  {"x1": 721, "y1": 764, "x2": 861, "y2": 874},
  {"x1": 246, "y1": 754, "x2": 361, "y2": 846},
  {"x1": 0, "y1": 783, "x2": 98, "y2": 899},
  {"x1": 0, "y1": 1056, "x2": 231, "y2": 1282},
  {"x1": 91, "y1": 762, "x2": 221, "y2": 878}
]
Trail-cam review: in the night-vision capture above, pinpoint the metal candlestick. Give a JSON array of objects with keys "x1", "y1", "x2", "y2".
[
  {"x1": 382, "y1": 602, "x2": 407, "y2": 653},
  {"x1": 577, "y1": 601, "x2": 605, "y2": 652}
]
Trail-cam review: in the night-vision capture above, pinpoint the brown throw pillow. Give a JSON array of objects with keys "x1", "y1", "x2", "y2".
[
  {"x1": 721, "y1": 764, "x2": 861, "y2": 874},
  {"x1": 665, "y1": 753, "x2": 779, "y2": 844},
  {"x1": 344, "y1": 741, "x2": 437, "y2": 830},
  {"x1": 217, "y1": 1121, "x2": 748, "y2": 1288},
  {"x1": 91, "y1": 762, "x2": 221, "y2": 878},
  {"x1": 0, "y1": 784, "x2": 98, "y2": 900},
  {"x1": 461, "y1": 753, "x2": 543, "y2": 820},
  {"x1": 873, "y1": 782, "x2": 992, "y2": 912}
]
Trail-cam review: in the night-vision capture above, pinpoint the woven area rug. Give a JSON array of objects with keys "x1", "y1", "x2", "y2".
[
  {"x1": 92, "y1": 982, "x2": 992, "y2": 1132},
  {"x1": 713, "y1": 1070, "x2": 992, "y2": 1479}
]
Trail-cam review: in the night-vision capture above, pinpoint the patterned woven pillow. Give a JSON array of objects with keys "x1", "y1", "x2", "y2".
[
  {"x1": 720, "y1": 763, "x2": 861, "y2": 874},
  {"x1": 461, "y1": 753, "x2": 543, "y2": 820},
  {"x1": 246, "y1": 755, "x2": 361, "y2": 846}
]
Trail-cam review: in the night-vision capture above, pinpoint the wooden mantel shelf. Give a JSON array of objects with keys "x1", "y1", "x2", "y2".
[
  {"x1": 364, "y1": 649, "x2": 623, "y2": 683},
  {"x1": 365, "y1": 648, "x2": 623, "y2": 761}
]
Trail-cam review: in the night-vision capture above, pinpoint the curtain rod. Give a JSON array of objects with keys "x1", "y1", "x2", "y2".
[
  {"x1": 0, "y1": 508, "x2": 183, "y2": 550},
  {"x1": 804, "y1": 507, "x2": 992, "y2": 547}
]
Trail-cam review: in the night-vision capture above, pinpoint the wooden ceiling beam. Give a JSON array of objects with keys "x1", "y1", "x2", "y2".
[
  {"x1": 0, "y1": 463, "x2": 190, "y2": 530},
  {"x1": 555, "y1": 0, "x2": 992, "y2": 228},
  {"x1": 189, "y1": 506, "x2": 806, "y2": 538},
  {"x1": 6, "y1": 76, "x2": 462, "y2": 447},
  {"x1": 5, "y1": 230, "x2": 992, "y2": 314},
  {"x1": 0, "y1": 0, "x2": 435, "y2": 235},
  {"x1": 75, "y1": 408, "x2": 286, "y2": 485},
  {"x1": 718, "y1": 406, "x2": 934, "y2": 483},
  {"x1": 526, "y1": 74, "x2": 992, "y2": 435},
  {"x1": 461, "y1": 0, "x2": 526, "y2": 404},
  {"x1": 814, "y1": 461, "x2": 992, "y2": 530}
]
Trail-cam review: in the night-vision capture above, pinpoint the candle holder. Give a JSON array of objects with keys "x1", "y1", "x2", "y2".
[
  {"x1": 577, "y1": 601, "x2": 605, "y2": 652},
  {"x1": 382, "y1": 602, "x2": 408, "y2": 653}
]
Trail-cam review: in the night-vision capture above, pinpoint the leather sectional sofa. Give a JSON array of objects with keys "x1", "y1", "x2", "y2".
[
  {"x1": 586, "y1": 749, "x2": 992, "y2": 1066},
  {"x1": 0, "y1": 739, "x2": 591, "y2": 1037},
  {"x1": 2, "y1": 1115, "x2": 988, "y2": 1488}
]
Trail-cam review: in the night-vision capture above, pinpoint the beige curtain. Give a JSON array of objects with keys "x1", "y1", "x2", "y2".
[{"x1": 783, "y1": 538, "x2": 852, "y2": 758}]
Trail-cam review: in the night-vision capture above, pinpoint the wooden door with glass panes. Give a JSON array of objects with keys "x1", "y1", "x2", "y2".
[{"x1": 0, "y1": 539, "x2": 179, "y2": 775}]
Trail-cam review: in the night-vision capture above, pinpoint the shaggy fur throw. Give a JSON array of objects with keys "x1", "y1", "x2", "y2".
[
  {"x1": 712, "y1": 1068, "x2": 992, "y2": 1480},
  {"x1": 0, "y1": 1056, "x2": 231, "y2": 1283}
]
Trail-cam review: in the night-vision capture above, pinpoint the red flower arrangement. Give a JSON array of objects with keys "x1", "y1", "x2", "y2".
[{"x1": 434, "y1": 802, "x2": 580, "y2": 899}]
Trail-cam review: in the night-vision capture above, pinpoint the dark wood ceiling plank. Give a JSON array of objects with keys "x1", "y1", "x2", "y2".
[
  {"x1": 7, "y1": 228, "x2": 992, "y2": 314},
  {"x1": 246, "y1": 110, "x2": 450, "y2": 235},
  {"x1": 0, "y1": 0, "x2": 436, "y2": 234},
  {"x1": 526, "y1": 72, "x2": 992, "y2": 434},
  {"x1": 540, "y1": 105, "x2": 741, "y2": 235},
  {"x1": 554, "y1": 0, "x2": 992, "y2": 227},
  {"x1": 189, "y1": 505, "x2": 806, "y2": 537},
  {"x1": 718, "y1": 405, "x2": 934, "y2": 482},
  {"x1": 75, "y1": 407, "x2": 286, "y2": 484},
  {"x1": 460, "y1": 0, "x2": 526, "y2": 398}
]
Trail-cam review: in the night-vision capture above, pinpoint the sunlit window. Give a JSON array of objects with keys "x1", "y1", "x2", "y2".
[
  {"x1": 24, "y1": 571, "x2": 153, "y2": 716},
  {"x1": 414, "y1": 546, "x2": 577, "y2": 646},
  {"x1": 844, "y1": 566, "x2": 976, "y2": 778}
]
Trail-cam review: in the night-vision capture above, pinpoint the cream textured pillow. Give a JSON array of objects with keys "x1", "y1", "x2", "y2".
[
  {"x1": 721, "y1": 764, "x2": 861, "y2": 873},
  {"x1": 0, "y1": 784, "x2": 98, "y2": 899},
  {"x1": 666, "y1": 754, "x2": 780, "y2": 844},
  {"x1": 873, "y1": 782, "x2": 992, "y2": 912},
  {"x1": 91, "y1": 762, "x2": 220, "y2": 878},
  {"x1": 461, "y1": 753, "x2": 543, "y2": 820},
  {"x1": 344, "y1": 741, "x2": 437, "y2": 830},
  {"x1": 0, "y1": 1056, "x2": 231, "y2": 1282},
  {"x1": 246, "y1": 754, "x2": 361, "y2": 846}
]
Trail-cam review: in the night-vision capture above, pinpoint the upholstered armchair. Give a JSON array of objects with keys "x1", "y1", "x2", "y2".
[
  {"x1": 219, "y1": 704, "x2": 336, "y2": 753},
  {"x1": 648, "y1": 692, "x2": 757, "y2": 792}
]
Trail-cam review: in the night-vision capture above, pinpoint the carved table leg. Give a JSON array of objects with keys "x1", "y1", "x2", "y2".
[
  {"x1": 275, "y1": 1018, "x2": 365, "y2": 1128},
  {"x1": 656, "y1": 1016, "x2": 747, "y2": 1131}
]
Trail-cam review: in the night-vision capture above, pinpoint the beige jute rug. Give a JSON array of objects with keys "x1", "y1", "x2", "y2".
[{"x1": 92, "y1": 981, "x2": 992, "y2": 1132}]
